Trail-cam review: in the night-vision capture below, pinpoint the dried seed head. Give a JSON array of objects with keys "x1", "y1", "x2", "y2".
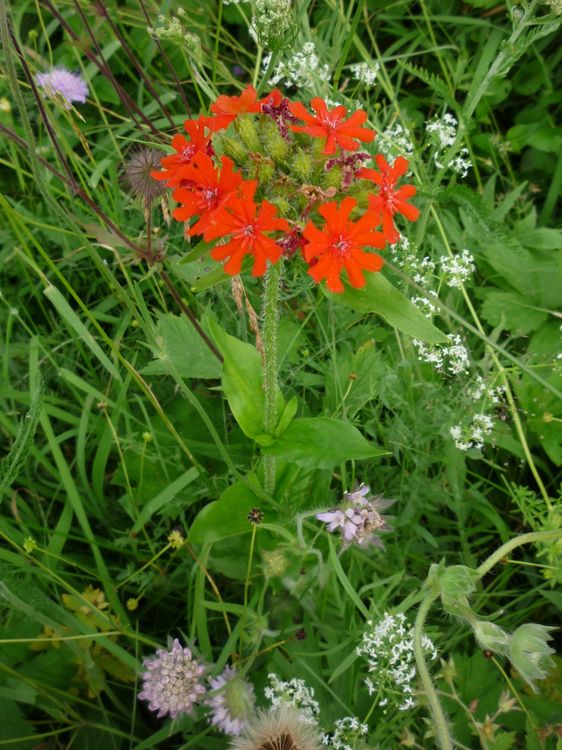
[{"x1": 123, "y1": 147, "x2": 168, "y2": 206}]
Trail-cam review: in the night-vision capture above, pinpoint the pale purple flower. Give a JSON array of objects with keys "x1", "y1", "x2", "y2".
[
  {"x1": 316, "y1": 484, "x2": 394, "y2": 549},
  {"x1": 206, "y1": 666, "x2": 255, "y2": 735},
  {"x1": 138, "y1": 639, "x2": 206, "y2": 719},
  {"x1": 36, "y1": 67, "x2": 88, "y2": 109}
]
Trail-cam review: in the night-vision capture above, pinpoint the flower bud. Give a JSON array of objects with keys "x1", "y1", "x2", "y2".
[
  {"x1": 323, "y1": 166, "x2": 343, "y2": 190},
  {"x1": 235, "y1": 115, "x2": 261, "y2": 153},
  {"x1": 261, "y1": 119, "x2": 289, "y2": 163},
  {"x1": 473, "y1": 620, "x2": 510, "y2": 656},
  {"x1": 262, "y1": 549, "x2": 289, "y2": 577},
  {"x1": 509, "y1": 623, "x2": 555, "y2": 691},
  {"x1": 258, "y1": 160, "x2": 275, "y2": 183},
  {"x1": 220, "y1": 135, "x2": 248, "y2": 165},
  {"x1": 439, "y1": 565, "x2": 478, "y2": 617},
  {"x1": 291, "y1": 150, "x2": 313, "y2": 182}
]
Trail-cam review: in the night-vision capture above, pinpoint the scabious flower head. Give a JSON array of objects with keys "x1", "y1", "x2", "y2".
[
  {"x1": 316, "y1": 483, "x2": 394, "y2": 549},
  {"x1": 36, "y1": 67, "x2": 88, "y2": 109},
  {"x1": 229, "y1": 705, "x2": 322, "y2": 750},
  {"x1": 264, "y1": 674, "x2": 320, "y2": 724},
  {"x1": 138, "y1": 639, "x2": 205, "y2": 719},
  {"x1": 206, "y1": 666, "x2": 256, "y2": 736},
  {"x1": 357, "y1": 612, "x2": 437, "y2": 712},
  {"x1": 123, "y1": 147, "x2": 168, "y2": 205}
]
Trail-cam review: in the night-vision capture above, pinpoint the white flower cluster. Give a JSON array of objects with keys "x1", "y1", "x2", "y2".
[
  {"x1": 468, "y1": 375, "x2": 505, "y2": 405},
  {"x1": 264, "y1": 674, "x2": 320, "y2": 724},
  {"x1": 450, "y1": 413, "x2": 495, "y2": 451},
  {"x1": 264, "y1": 42, "x2": 330, "y2": 89},
  {"x1": 411, "y1": 291, "x2": 440, "y2": 318},
  {"x1": 449, "y1": 376, "x2": 505, "y2": 451},
  {"x1": 322, "y1": 716, "x2": 368, "y2": 749},
  {"x1": 377, "y1": 123, "x2": 414, "y2": 162},
  {"x1": 426, "y1": 111, "x2": 472, "y2": 178},
  {"x1": 350, "y1": 62, "x2": 379, "y2": 87},
  {"x1": 252, "y1": 0, "x2": 294, "y2": 48},
  {"x1": 426, "y1": 111, "x2": 457, "y2": 149},
  {"x1": 440, "y1": 249, "x2": 475, "y2": 288},
  {"x1": 357, "y1": 613, "x2": 437, "y2": 712},
  {"x1": 413, "y1": 334, "x2": 470, "y2": 376}
]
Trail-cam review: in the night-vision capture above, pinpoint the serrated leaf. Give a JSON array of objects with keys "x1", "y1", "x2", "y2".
[
  {"x1": 400, "y1": 61, "x2": 457, "y2": 110},
  {"x1": 262, "y1": 417, "x2": 384, "y2": 469},
  {"x1": 142, "y1": 313, "x2": 222, "y2": 380},
  {"x1": 333, "y1": 273, "x2": 446, "y2": 344}
]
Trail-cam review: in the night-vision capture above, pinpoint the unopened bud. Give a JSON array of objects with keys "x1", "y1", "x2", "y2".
[
  {"x1": 473, "y1": 620, "x2": 510, "y2": 656},
  {"x1": 235, "y1": 115, "x2": 261, "y2": 152},
  {"x1": 509, "y1": 623, "x2": 555, "y2": 691}
]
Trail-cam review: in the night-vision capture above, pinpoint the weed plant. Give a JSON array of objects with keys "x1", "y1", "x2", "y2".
[{"x1": 0, "y1": 1, "x2": 561, "y2": 749}]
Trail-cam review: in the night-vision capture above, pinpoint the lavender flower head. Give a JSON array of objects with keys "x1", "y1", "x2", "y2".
[
  {"x1": 36, "y1": 67, "x2": 88, "y2": 109},
  {"x1": 206, "y1": 666, "x2": 255, "y2": 736},
  {"x1": 316, "y1": 484, "x2": 394, "y2": 549},
  {"x1": 138, "y1": 639, "x2": 206, "y2": 719}
]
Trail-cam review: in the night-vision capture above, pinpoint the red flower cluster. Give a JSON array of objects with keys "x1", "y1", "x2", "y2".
[{"x1": 152, "y1": 85, "x2": 419, "y2": 292}]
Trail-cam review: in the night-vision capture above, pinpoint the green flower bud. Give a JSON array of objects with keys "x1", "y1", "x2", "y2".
[
  {"x1": 323, "y1": 166, "x2": 343, "y2": 190},
  {"x1": 235, "y1": 115, "x2": 261, "y2": 153},
  {"x1": 220, "y1": 135, "x2": 248, "y2": 165},
  {"x1": 258, "y1": 160, "x2": 275, "y2": 183},
  {"x1": 262, "y1": 549, "x2": 289, "y2": 577},
  {"x1": 509, "y1": 623, "x2": 556, "y2": 691},
  {"x1": 291, "y1": 150, "x2": 313, "y2": 182},
  {"x1": 261, "y1": 120, "x2": 289, "y2": 163},
  {"x1": 439, "y1": 565, "x2": 478, "y2": 617},
  {"x1": 473, "y1": 620, "x2": 511, "y2": 656}
]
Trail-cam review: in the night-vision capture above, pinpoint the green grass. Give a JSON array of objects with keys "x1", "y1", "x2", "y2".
[{"x1": 0, "y1": 0, "x2": 561, "y2": 748}]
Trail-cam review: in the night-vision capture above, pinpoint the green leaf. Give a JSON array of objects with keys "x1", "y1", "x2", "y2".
[
  {"x1": 131, "y1": 467, "x2": 200, "y2": 532},
  {"x1": 275, "y1": 395, "x2": 298, "y2": 437},
  {"x1": 480, "y1": 290, "x2": 548, "y2": 335},
  {"x1": 209, "y1": 319, "x2": 283, "y2": 439},
  {"x1": 142, "y1": 313, "x2": 222, "y2": 380},
  {"x1": 0, "y1": 375, "x2": 43, "y2": 494},
  {"x1": 333, "y1": 273, "x2": 446, "y2": 344},
  {"x1": 189, "y1": 482, "x2": 265, "y2": 543},
  {"x1": 262, "y1": 417, "x2": 383, "y2": 469}
]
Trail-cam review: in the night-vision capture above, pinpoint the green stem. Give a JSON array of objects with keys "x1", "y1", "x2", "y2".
[
  {"x1": 414, "y1": 593, "x2": 455, "y2": 750},
  {"x1": 413, "y1": 528, "x2": 562, "y2": 750},
  {"x1": 476, "y1": 529, "x2": 562, "y2": 580},
  {"x1": 262, "y1": 261, "x2": 282, "y2": 494}
]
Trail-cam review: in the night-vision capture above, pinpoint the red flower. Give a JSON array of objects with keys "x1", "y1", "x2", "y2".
[
  {"x1": 171, "y1": 153, "x2": 243, "y2": 236},
  {"x1": 151, "y1": 117, "x2": 213, "y2": 187},
  {"x1": 203, "y1": 181, "x2": 290, "y2": 276},
  {"x1": 289, "y1": 98, "x2": 375, "y2": 155},
  {"x1": 209, "y1": 84, "x2": 262, "y2": 130},
  {"x1": 358, "y1": 155, "x2": 420, "y2": 243},
  {"x1": 302, "y1": 196, "x2": 385, "y2": 293}
]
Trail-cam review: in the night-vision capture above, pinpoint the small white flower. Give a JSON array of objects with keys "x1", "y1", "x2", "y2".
[
  {"x1": 264, "y1": 674, "x2": 320, "y2": 724},
  {"x1": 350, "y1": 61, "x2": 379, "y2": 87},
  {"x1": 357, "y1": 613, "x2": 437, "y2": 712},
  {"x1": 440, "y1": 249, "x2": 475, "y2": 288}
]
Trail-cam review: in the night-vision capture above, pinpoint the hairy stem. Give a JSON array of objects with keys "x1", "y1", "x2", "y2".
[
  {"x1": 262, "y1": 261, "x2": 282, "y2": 494},
  {"x1": 414, "y1": 592, "x2": 455, "y2": 750}
]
